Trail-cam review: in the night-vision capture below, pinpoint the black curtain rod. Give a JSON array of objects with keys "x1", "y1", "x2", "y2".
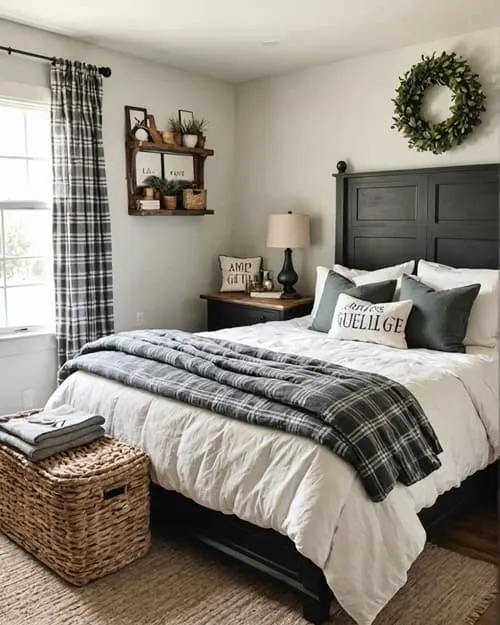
[{"x1": 0, "y1": 44, "x2": 112, "y2": 77}]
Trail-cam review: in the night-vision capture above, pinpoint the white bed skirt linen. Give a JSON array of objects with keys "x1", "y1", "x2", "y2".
[{"x1": 45, "y1": 317, "x2": 499, "y2": 625}]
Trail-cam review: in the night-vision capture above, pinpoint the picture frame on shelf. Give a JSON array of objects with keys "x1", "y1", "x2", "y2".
[
  {"x1": 178, "y1": 109, "x2": 194, "y2": 127},
  {"x1": 163, "y1": 154, "x2": 194, "y2": 182},
  {"x1": 136, "y1": 152, "x2": 163, "y2": 186},
  {"x1": 125, "y1": 105, "x2": 148, "y2": 140}
]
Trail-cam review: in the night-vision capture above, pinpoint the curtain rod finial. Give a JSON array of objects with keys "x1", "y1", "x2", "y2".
[{"x1": 99, "y1": 67, "x2": 112, "y2": 78}]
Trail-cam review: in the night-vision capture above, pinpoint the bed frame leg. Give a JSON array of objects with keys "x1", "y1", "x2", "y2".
[
  {"x1": 302, "y1": 595, "x2": 331, "y2": 624},
  {"x1": 301, "y1": 560, "x2": 332, "y2": 624}
]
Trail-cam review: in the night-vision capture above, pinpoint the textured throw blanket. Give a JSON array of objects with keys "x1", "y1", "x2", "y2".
[{"x1": 59, "y1": 330, "x2": 443, "y2": 502}]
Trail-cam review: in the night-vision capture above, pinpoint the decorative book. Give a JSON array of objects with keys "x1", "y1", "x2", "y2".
[
  {"x1": 137, "y1": 199, "x2": 160, "y2": 210},
  {"x1": 250, "y1": 291, "x2": 282, "y2": 299}
]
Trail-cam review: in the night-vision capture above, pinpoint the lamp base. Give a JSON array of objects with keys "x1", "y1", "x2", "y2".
[
  {"x1": 280, "y1": 291, "x2": 301, "y2": 300},
  {"x1": 277, "y1": 248, "x2": 300, "y2": 300}
]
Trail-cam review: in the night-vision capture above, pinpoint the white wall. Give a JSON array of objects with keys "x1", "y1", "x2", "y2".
[
  {"x1": 234, "y1": 27, "x2": 500, "y2": 294},
  {"x1": 0, "y1": 19, "x2": 236, "y2": 412}
]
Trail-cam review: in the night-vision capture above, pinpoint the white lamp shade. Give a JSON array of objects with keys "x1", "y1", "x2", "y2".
[{"x1": 266, "y1": 213, "x2": 310, "y2": 249}]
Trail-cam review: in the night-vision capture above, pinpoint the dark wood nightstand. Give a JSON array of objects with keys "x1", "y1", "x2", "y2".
[{"x1": 200, "y1": 293, "x2": 314, "y2": 331}]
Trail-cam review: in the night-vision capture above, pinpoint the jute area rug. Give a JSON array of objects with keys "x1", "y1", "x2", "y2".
[{"x1": 0, "y1": 532, "x2": 496, "y2": 625}]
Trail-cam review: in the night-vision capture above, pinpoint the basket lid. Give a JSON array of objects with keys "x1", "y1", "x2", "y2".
[{"x1": 34, "y1": 436, "x2": 147, "y2": 480}]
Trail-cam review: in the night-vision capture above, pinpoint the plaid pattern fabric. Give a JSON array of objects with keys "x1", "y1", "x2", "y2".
[
  {"x1": 59, "y1": 330, "x2": 443, "y2": 502},
  {"x1": 51, "y1": 60, "x2": 114, "y2": 368}
]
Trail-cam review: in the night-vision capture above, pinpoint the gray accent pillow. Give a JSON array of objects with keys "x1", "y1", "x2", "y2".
[
  {"x1": 310, "y1": 271, "x2": 397, "y2": 333},
  {"x1": 399, "y1": 275, "x2": 481, "y2": 353}
]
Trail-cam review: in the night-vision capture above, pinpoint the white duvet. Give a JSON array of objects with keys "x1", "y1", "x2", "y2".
[{"x1": 46, "y1": 317, "x2": 499, "y2": 625}]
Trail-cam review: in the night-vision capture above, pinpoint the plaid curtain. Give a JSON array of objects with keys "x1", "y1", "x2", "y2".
[{"x1": 50, "y1": 60, "x2": 114, "y2": 369}]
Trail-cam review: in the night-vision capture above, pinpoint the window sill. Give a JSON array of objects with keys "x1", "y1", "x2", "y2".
[{"x1": 0, "y1": 331, "x2": 56, "y2": 357}]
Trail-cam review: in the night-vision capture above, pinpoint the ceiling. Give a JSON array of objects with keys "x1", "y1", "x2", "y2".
[{"x1": 0, "y1": 0, "x2": 499, "y2": 82}]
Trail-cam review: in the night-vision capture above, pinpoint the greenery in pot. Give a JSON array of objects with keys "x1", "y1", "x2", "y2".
[
  {"x1": 176, "y1": 179, "x2": 197, "y2": 190},
  {"x1": 163, "y1": 179, "x2": 181, "y2": 195},
  {"x1": 180, "y1": 118, "x2": 208, "y2": 135},
  {"x1": 191, "y1": 118, "x2": 208, "y2": 135},
  {"x1": 168, "y1": 117, "x2": 184, "y2": 133},
  {"x1": 143, "y1": 175, "x2": 165, "y2": 196},
  {"x1": 143, "y1": 176, "x2": 180, "y2": 197},
  {"x1": 180, "y1": 118, "x2": 208, "y2": 148}
]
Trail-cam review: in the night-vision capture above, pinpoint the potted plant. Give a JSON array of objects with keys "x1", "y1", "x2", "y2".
[
  {"x1": 163, "y1": 117, "x2": 183, "y2": 146},
  {"x1": 180, "y1": 119, "x2": 199, "y2": 149},
  {"x1": 142, "y1": 174, "x2": 163, "y2": 200},
  {"x1": 162, "y1": 179, "x2": 180, "y2": 210},
  {"x1": 143, "y1": 175, "x2": 179, "y2": 209},
  {"x1": 191, "y1": 118, "x2": 208, "y2": 148}
]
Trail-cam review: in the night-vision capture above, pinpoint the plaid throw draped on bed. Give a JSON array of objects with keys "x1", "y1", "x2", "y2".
[
  {"x1": 60, "y1": 330, "x2": 443, "y2": 502},
  {"x1": 50, "y1": 60, "x2": 114, "y2": 368}
]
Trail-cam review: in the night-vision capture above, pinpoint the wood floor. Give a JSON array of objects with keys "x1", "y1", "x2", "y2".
[{"x1": 433, "y1": 501, "x2": 497, "y2": 625}]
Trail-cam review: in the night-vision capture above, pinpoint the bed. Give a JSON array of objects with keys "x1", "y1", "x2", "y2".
[{"x1": 45, "y1": 163, "x2": 499, "y2": 625}]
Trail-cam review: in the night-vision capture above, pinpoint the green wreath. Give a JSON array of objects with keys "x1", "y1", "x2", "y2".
[{"x1": 392, "y1": 51, "x2": 486, "y2": 155}]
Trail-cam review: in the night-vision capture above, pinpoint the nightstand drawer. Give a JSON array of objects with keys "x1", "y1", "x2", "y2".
[
  {"x1": 208, "y1": 302, "x2": 280, "y2": 330},
  {"x1": 201, "y1": 292, "x2": 313, "y2": 332}
]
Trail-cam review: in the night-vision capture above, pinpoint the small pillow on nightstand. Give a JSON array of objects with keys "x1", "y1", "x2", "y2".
[{"x1": 219, "y1": 255, "x2": 262, "y2": 292}]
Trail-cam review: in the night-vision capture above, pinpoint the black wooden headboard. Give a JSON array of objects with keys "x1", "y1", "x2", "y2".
[{"x1": 335, "y1": 164, "x2": 499, "y2": 270}]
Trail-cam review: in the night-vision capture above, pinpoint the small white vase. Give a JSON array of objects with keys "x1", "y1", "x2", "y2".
[{"x1": 182, "y1": 134, "x2": 198, "y2": 148}]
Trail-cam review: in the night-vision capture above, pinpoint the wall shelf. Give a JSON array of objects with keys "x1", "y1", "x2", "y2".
[
  {"x1": 129, "y1": 140, "x2": 214, "y2": 157},
  {"x1": 125, "y1": 107, "x2": 215, "y2": 215},
  {"x1": 129, "y1": 209, "x2": 215, "y2": 216}
]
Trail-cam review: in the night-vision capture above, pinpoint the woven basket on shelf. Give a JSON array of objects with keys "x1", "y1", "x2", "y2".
[
  {"x1": 0, "y1": 416, "x2": 150, "y2": 586},
  {"x1": 183, "y1": 188, "x2": 207, "y2": 210}
]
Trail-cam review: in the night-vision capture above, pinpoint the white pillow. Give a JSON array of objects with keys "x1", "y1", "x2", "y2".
[
  {"x1": 333, "y1": 260, "x2": 415, "y2": 285},
  {"x1": 329, "y1": 294, "x2": 413, "y2": 349},
  {"x1": 311, "y1": 260, "x2": 415, "y2": 317},
  {"x1": 418, "y1": 260, "x2": 499, "y2": 348}
]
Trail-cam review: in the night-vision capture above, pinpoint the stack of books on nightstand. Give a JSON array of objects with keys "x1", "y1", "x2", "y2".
[
  {"x1": 250, "y1": 291, "x2": 282, "y2": 299},
  {"x1": 136, "y1": 199, "x2": 160, "y2": 211}
]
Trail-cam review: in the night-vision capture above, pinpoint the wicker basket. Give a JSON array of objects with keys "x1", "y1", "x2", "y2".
[
  {"x1": 183, "y1": 188, "x2": 207, "y2": 210},
  {"x1": 0, "y1": 421, "x2": 150, "y2": 586}
]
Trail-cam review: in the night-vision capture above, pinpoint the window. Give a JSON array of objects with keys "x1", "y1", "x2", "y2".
[{"x1": 0, "y1": 99, "x2": 53, "y2": 333}]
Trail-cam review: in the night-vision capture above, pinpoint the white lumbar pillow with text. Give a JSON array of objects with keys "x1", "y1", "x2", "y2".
[{"x1": 329, "y1": 293, "x2": 413, "y2": 349}]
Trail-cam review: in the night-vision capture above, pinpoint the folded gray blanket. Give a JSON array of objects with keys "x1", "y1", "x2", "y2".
[
  {"x1": 0, "y1": 404, "x2": 104, "y2": 444},
  {"x1": 0, "y1": 426, "x2": 105, "y2": 461}
]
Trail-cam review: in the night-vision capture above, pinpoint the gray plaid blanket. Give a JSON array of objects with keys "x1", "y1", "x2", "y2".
[{"x1": 59, "y1": 330, "x2": 442, "y2": 502}]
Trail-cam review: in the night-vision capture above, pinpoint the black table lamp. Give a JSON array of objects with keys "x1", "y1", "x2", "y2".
[{"x1": 267, "y1": 211, "x2": 310, "y2": 299}]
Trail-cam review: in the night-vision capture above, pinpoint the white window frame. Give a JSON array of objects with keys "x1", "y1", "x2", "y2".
[{"x1": 0, "y1": 95, "x2": 54, "y2": 336}]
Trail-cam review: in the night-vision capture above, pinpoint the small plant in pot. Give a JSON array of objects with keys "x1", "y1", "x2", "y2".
[
  {"x1": 162, "y1": 117, "x2": 183, "y2": 145},
  {"x1": 181, "y1": 118, "x2": 208, "y2": 149},
  {"x1": 191, "y1": 118, "x2": 208, "y2": 148},
  {"x1": 142, "y1": 174, "x2": 163, "y2": 200},
  {"x1": 162, "y1": 179, "x2": 180, "y2": 210},
  {"x1": 180, "y1": 119, "x2": 199, "y2": 148},
  {"x1": 143, "y1": 176, "x2": 179, "y2": 209}
]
